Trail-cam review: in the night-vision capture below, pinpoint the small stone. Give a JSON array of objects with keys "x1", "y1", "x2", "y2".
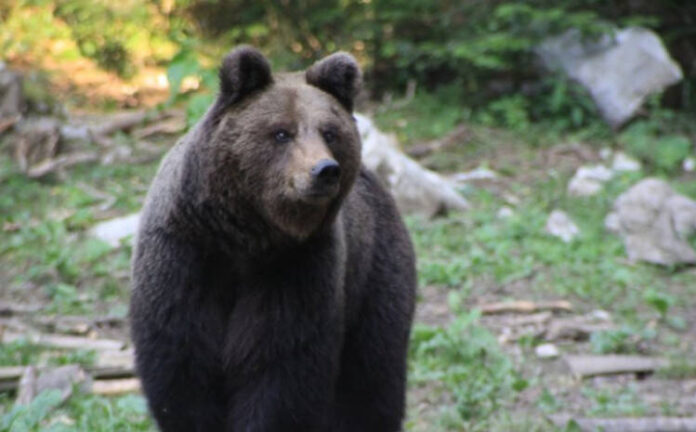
[
  {"x1": 604, "y1": 212, "x2": 621, "y2": 233},
  {"x1": 545, "y1": 210, "x2": 580, "y2": 243},
  {"x1": 535, "y1": 343, "x2": 560, "y2": 359},
  {"x1": 568, "y1": 165, "x2": 614, "y2": 197},
  {"x1": 599, "y1": 147, "x2": 613, "y2": 160},
  {"x1": 589, "y1": 309, "x2": 612, "y2": 322},
  {"x1": 89, "y1": 213, "x2": 140, "y2": 248},
  {"x1": 611, "y1": 151, "x2": 641, "y2": 172},
  {"x1": 683, "y1": 157, "x2": 695, "y2": 172},
  {"x1": 451, "y1": 167, "x2": 498, "y2": 183},
  {"x1": 497, "y1": 206, "x2": 514, "y2": 219}
]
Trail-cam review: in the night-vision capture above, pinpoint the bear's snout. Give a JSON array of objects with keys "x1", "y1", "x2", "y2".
[{"x1": 311, "y1": 159, "x2": 341, "y2": 185}]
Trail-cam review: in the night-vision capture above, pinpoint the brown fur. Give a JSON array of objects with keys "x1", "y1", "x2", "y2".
[{"x1": 130, "y1": 47, "x2": 415, "y2": 432}]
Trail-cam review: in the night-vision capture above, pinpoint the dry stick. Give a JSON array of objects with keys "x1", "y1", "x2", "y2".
[
  {"x1": 565, "y1": 355, "x2": 668, "y2": 378},
  {"x1": 549, "y1": 415, "x2": 696, "y2": 432},
  {"x1": 91, "y1": 378, "x2": 141, "y2": 396},
  {"x1": 479, "y1": 300, "x2": 573, "y2": 315},
  {"x1": 2, "y1": 331, "x2": 125, "y2": 351},
  {"x1": 0, "y1": 115, "x2": 20, "y2": 134},
  {"x1": 0, "y1": 364, "x2": 136, "y2": 396},
  {"x1": 15, "y1": 366, "x2": 37, "y2": 405},
  {"x1": 0, "y1": 364, "x2": 135, "y2": 384},
  {"x1": 0, "y1": 302, "x2": 45, "y2": 316},
  {"x1": 26, "y1": 152, "x2": 99, "y2": 178},
  {"x1": 545, "y1": 319, "x2": 614, "y2": 341},
  {"x1": 407, "y1": 124, "x2": 471, "y2": 158},
  {"x1": 90, "y1": 110, "x2": 151, "y2": 137},
  {"x1": 132, "y1": 116, "x2": 186, "y2": 139}
]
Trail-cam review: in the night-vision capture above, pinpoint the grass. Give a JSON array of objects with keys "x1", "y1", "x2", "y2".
[{"x1": 1, "y1": 90, "x2": 695, "y2": 430}]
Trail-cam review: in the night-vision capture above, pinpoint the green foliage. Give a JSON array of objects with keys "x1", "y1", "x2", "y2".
[
  {"x1": 1, "y1": 390, "x2": 63, "y2": 432},
  {"x1": 620, "y1": 120, "x2": 694, "y2": 173},
  {"x1": 582, "y1": 385, "x2": 647, "y2": 416},
  {"x1": 590, "y1": 327, "x2": 654, "y2": 354},
  {"x1": 409, "y1": 310, "x2": 519, "y2": 426},
  {"x1": 0, "y1": 393, "x2": 153, "y2": 432}
]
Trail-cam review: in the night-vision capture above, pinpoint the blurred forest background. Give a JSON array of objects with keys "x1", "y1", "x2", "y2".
[{"x1": 1, "y1": 1, "x2": 696, "y2": 431}]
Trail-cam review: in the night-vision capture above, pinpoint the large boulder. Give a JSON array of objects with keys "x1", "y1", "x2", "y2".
[
  {"x1": 355, "y1": 113, "x2": 468, "y2": 218},
  {"x1": 537, "y1": 27, "x2": 683, "y2": 129},
  {"x1": 606, "y1": 178, "x2": 696, "y2": 266}
]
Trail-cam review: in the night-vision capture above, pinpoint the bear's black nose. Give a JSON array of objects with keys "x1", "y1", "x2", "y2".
[{"x1": 311, "y1": 159, "x2": 341, "y2": 183}]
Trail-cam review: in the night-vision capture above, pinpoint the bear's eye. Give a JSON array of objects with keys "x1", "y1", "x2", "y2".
[
  {"x1": 322, "y1": 130, "x2": 337, "y2": 143},
  {"x1": 274, "y1": 129, "x2": 292, "y2": 144}
]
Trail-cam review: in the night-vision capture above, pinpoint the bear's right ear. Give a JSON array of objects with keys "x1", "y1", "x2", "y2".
[{"x1": 219, "y1": 46, "x2": 273, "y2": 105}]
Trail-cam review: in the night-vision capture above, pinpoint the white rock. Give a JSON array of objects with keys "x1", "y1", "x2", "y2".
[
  {"x1": 589, "y1": 310, "x2": 612, "y2": 322},
  {"x1": 537, "y1": 27, "x2": 683, "y2": 128},
  {"x1": 545, "y1": 210, "x2": 580, "y2": 243},
  {"x1": 535, "y1": 343, "x2": 560, "y2": 359},
  {"x1": 497, "y1": 206, "x2": 514, "y2": 219},
  {"x1": 611, "y1": 151, "x2": 641, "y2": 172},
  {"x1": 683, "y1": 157, "x2": 695, "y2": 172},
  {"x1": 599, "y1": 147, "x2": 613, "y2": 160},
  {"x1": 604, "y1": 212, "x2": 621, "y2": 234},
  {"x1": 89, "y1": 213, "x2": 140, "y2": 248},
  {"x1": 606, "y1": 178, "x2": 696, "y2": 265},
  {"x1": 568, "y1": 165, "x2": 614, "y2": 196},
  {"x1": 355, "y1": 113, "x2": 468, "y2": 218},
  {"x1": 451, "y1": 167, "x2": 498, "y2": 183}
]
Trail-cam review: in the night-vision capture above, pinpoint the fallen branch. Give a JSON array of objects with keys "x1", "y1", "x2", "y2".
[
  {"x1": 565, "y1": 355, "x2": 668, "y2": 378},
  {"x1": 33, "y1": 315, "x2": 127, "y2": 336},
  {"x1": 546, "y1": 317, "x2": 614, "y2": 341},
  {"x1": 2, "y1": 331, "x2": 125, "y2": 351},
  {"x1": 0, "y1": 366, "x2": 27, "y2": 381},
  {"x1": 407, "y1": 124, "x2": 471, "y2": 158},
  {"x1": 16, "y1": 365, "x2": 86, "y2": 405},
  {"x1": 0, "y1": 302, "x2": 44, "y2": 316},
  {"x1": 91, "y1": 378, "x2": 140, "y2": 396},
  {"x1": 26, "y1": 152, "x2": 99, "y2": 178},
  {"x1": 15, "y1": 366, "x2": 37, "y2": 405},
  {"x1": 90, "y1": 110, "x2": 151, "y2": 137},
  {"x1": 133, "y1": 115, "x2": 186, "y2": 139},
  {"x1": 549, "y1": 415, "x2": 696, "y2": 432},
  {"x1": 479, "y1": 300, "x2": 573, "y2": 315},
  {"x1": 0, "y1": 114, "x2": 20, "y2": 134}
]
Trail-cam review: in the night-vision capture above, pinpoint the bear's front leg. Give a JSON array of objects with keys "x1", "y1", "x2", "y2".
[{"x1": 131, "y1": 233, "x2": 228, "y2": 431}]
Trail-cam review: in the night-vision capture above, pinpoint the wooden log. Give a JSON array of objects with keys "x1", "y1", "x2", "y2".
[
  {"x1": 479, "y1": 300, "x2": 573, "y2": 315},
  {"x1": 0, "y1": 302, "x2": 44, "y2": 316},
  {"x1": 91, "y1": 378, "x2": 141, "y2": 396},
  {"x1": 565, "y1": 355, "x2": 668, "y2": 378},
  {"x1": 0, "y1": 366, "x2": 27, "y2": 381},
  {"x1": 549, "y1": 415, "x2": 696, "y2": 432},
  {"x1": 26, "y1": 152, "x2": 99, "y2": 178},
  {"x1": 2, "y1": 331, "x2": 125, "y2": 351},
  {"x1": 408, "y1": 124, "x2": 471, "y2": 158},
  {"x1": 90, "y1": 110, "x2": 150, "y2": 137}
]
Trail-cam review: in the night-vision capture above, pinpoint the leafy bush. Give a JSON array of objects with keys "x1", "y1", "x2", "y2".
[
  {"x1": 620, "y1": 120, "x2": 694, "y2": 173},
  {"x1": 409, "y1": 309, "x2": 522, "y2": 425}
]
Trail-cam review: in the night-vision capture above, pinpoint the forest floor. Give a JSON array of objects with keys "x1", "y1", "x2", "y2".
[{"x1": 1, "y1": 80, "x2": 695, "y2": 431}]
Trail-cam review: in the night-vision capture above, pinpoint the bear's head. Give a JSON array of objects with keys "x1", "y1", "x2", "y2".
[{"x1": 187, "y1": 46, "x2": 362, "y2": 241}]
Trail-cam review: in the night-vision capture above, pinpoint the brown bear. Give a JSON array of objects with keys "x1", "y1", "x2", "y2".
[{"x1": 130, "y1": 46, "x2": 416, "y2": 432}]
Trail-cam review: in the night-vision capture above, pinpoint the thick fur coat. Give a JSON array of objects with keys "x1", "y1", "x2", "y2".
[{"x1": 130, "y1": 46, "x2": 416, "y2": 432}]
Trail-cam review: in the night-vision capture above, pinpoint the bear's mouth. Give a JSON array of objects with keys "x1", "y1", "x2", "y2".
[{"x1": 300, "y1": 182, "x2": 340, "y2": 205}]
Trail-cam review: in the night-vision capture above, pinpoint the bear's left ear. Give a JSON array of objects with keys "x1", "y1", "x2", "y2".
[
  {"x1": 219, "y1": 46, "x2": 273, "y2": 105},
  {"x1": 305, "y1": 52, "x2": 362, "y2": 112}
]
